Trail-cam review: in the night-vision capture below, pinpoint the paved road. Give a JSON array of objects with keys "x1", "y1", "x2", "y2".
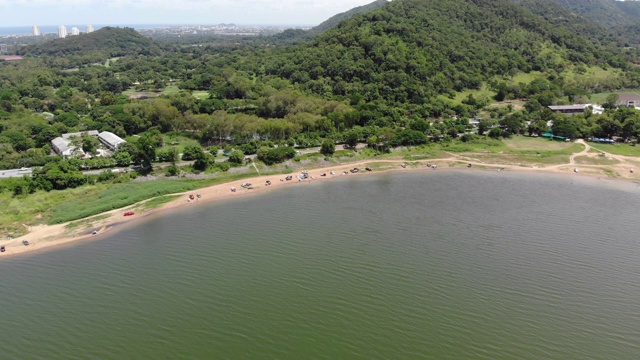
[
  {"x1": 2, "y1": 143, "x2": 368, "y2": 178},
  {"x1": 0, "y1": 168, "x2": 33, "y2": 179}
]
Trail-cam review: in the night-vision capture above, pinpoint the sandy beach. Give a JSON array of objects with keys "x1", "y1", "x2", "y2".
[{"x1": 2, "y1": 140, "x2": 639, "y2": 257}]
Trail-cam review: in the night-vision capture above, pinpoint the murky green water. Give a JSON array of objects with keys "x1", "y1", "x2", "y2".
[{"x1": 1, "y1": 171, "x2": 639, "y2": 359}]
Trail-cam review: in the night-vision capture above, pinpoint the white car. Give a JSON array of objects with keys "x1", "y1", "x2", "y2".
[{"x1": 19, "y1": 167, "x2": 30, "y2": 171}]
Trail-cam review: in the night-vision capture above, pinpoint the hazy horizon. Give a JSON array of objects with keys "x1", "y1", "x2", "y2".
[{"x1": 0, "y1": 0, "x2": 377, "y2": 28}]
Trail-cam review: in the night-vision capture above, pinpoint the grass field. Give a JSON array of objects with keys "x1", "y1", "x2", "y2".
[
  {"x1": 574, "y1": 155, "x2": 620, "y2": 166},
  {"x1": 160, "y1": 135, "x2": 201, "y2": 153},
  {"x1": 588, "y1": 142, "x2": 640, "y2": 157}
]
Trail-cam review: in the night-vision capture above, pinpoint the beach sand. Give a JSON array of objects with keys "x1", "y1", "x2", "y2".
[{"x1": 2, "y1": 143, "x2": 639, "y2": 257}]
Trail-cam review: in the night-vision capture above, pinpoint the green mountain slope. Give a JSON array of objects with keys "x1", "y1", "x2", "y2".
[
  {"x1": 524, "y1": 0, "x2": 640, "y2": 43},
  {"x1": 309, "y1": 0, "x2": 389, "y2": 36},
  {"x1": 270, "y1": 0, "x2": 389, "y2": 44},
  {"x1": 18, "y1": 27, "x2": 162, "y2": 58},
  {"x1": 263, "y1": 0, "x2": 626, "y2": 105}
]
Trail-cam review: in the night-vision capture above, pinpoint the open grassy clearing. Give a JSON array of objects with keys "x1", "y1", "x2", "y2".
[
  {"x1": 137, "y1": 195, "x2": 182, "y2": 211},
  {"x1": 192, "y1": 91, "x2": 209, "y2": 99},
  {"x1": 161, "y1": 85, "x2": 181, "y2": 95},
  {"x1": 469, "y1": 152, "x2": 573, "y2": 165},
  {"x1": 509, "y1": 71, "x2": 542, "y2": 83},
  {"x1": 66, "y1": 214, "x2": 110, "y2": 230},
  {"x1": 564, "y1": 65, "x2": 618, "y2": 82},
  {"x1": 160, "y1": 135, "x2": 201, "y2": 152},
  {"x1": 502, "y1": 137, "x2": 577, "y2": 151},
  {"x1": 588, "y1": 142, "x2": 640, "y2": 157},
  {"x1": 574, "y1": 155, "x2": 620, "y2": 166}
]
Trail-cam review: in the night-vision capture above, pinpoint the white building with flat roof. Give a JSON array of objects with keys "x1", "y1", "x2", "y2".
[
  {"x1": 98, "y1": 131, "x2": 126, "y2": 151},
  {"x1": 51, "y1": 137, "x2": 84, "y2": 158},
  {"x1": 58, "y1": 25, "x2": 67, "y2": 38}
]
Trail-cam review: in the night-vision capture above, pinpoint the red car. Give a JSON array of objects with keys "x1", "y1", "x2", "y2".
[{"x1": 124, "y1": 211, "x2": 135, "y2": 216}]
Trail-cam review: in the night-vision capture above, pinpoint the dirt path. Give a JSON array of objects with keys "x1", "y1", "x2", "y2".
[{"x1": 568, "y1": 139, "x2": 591, "y2": 165}]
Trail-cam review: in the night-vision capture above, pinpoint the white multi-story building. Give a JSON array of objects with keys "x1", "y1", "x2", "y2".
[
  {"x1": 32, "y1": 25, "x2": 40, "y2": 36},
  {"x1": 71, "y1": 27, "x2": 79, "y2": 36},
  {"x1": 58, "y1": 25, "x2": 67, "y2": 38},
  {"x1": 86, "y1": 24, "x2": 94, "y2": 33}
]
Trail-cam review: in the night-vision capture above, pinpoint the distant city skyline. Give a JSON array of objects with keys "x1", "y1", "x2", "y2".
[{"x1": 0, "y1": 0, "x2": 379, "y2": 27}]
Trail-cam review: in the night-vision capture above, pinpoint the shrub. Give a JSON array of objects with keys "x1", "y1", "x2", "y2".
[
  {"x1": 320, "y1": 139, "x2": 335, "y2": 155},
  {"x1": 228, "y1": 150, "x2": 245, "y2": 164},
  {"x1": 257, "y1": 146, "x2": 296, "y2": 165}
]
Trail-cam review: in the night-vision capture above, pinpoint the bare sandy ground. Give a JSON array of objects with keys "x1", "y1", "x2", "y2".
[{"x1": 2, "y1": 140, "x2": 639, "y2": 257}]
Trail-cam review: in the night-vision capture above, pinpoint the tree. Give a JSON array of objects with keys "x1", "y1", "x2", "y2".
[
  {"x1": 320, "y1": 139, "x2": 335, "y2": 155},
  {"x1": 603, "y1": 94, "x2": 619, "y2": 110},
  {"x1": 81, "y1": 134, "x2": 100, "y2": 155},
  {"x1": 113, "y1": 151, "x2": 132, "y2": 167},
  {"x1": 135, "y1": 134, "x2": 157, "y2": 169},
  {"x1": 181, "y1": 145, "x2": 204, "y2": 161},
  {"x1": 500, "y1": 113, "x2": 527, "y2": 135},
  {"x1": 228, "y1": 150, "x2": 245, "y2": 165},
  {"x1": 257, "y1": 146, "x2": 296, "y2": 165},
  {"x1": 478, "y1": 119, "x2": 496, "y2": 136},
  {"x1": 524, "y1": 99, "x2": 542, "y2": 113}
]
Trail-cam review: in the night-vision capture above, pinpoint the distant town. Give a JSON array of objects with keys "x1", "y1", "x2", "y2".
[{"x1": 0, "y1": 23, "x2": 309, "y2": 54}]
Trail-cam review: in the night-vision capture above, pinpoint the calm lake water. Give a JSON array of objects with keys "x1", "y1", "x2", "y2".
[{"x1": 1, "y1": 170, "x2": 640, "y2": 359}]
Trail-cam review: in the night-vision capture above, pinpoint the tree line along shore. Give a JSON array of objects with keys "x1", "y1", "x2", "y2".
[{"x1": 5, "y1": 1, "x2": 640, "y2": 239}]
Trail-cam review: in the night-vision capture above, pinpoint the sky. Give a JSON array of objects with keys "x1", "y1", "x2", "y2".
[{"x1": 0, "y1": 0, "x2": 378, "y2": 27}]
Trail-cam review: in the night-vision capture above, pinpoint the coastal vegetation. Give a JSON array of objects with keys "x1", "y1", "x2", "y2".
[{"x1": 4, "y1": 0, "x2": 640, "y2": 237}]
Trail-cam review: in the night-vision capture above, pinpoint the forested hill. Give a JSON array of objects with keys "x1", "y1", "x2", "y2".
[
  {"x1": 18, "y1": 27, "x2": 162, "y2": 58},
  {"x1": 270, "y1": 0, "x2": 388, "y2": 44},
  {"x1": 523, "y1": 0, "x2": 640, "y2": 43},
  {"x1": 308, "y1": 0, "x2": 389, "y2": 36},
  {"x1": 263, "y1": 0, "x2": 627, "y2": 105},
  {"x1": 542, "y1": 0, "x2": 640, "y2": 28}
]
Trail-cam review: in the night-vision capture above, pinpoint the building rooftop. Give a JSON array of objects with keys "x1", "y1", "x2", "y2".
[
  {"x1": 98, "y1": 131, "x2": 126, "y2": 148},
  {"x1": 617, "y1": 93, "x2": 640, "y2": 102},
  {"x1": 0, "y1": 55, "x2": 23, "y2": 61}
]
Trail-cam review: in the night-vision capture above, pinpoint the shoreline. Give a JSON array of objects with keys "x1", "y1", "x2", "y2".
[{"x1": 2, "y1": 150, "x2": 639, "y2": 257}]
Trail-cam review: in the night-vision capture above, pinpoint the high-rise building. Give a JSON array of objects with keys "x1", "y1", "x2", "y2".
[
  {"x1": 32, "y1": 25, "x2": 40, "y2": 36},
  {"x1": 71, "y1": 27, "x2": 79, "y2": 36},
  {"x1": 58, "y1": 25, "x2": 67, "y2": 38},
  {"x1": 86, "y1": 25, "x2": 94, "y2": 33}
]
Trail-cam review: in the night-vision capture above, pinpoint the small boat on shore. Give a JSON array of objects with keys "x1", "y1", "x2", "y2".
[
  {"x1": 330, "y1": 171, "x2": 335, "y2": 175},
  {"x1": 320, "y1": 173, "x2": 327, "y2": 177},
  {"x1": 92, "y1": 230, "x2": 98, "y2": 235},
  {"x1": 231, "y1": 187, "x2": 237, "y2": 192},
  {"x1": 365, "y1": 167, "x2": 372, "y2": 171},
  {"x1": 1, "y1": 245, "x2": 5, "y2": 252},
  {"x1": 285, "y1": 175, "x2": 293, "y2": 181},
  {"x1": 265, "y1": 180, "x2": 272, "y2": 186},
  {"x1": 22, "y1": 240, "x2": 29, "y2": 246},
  {"x1": 401, "y1": 163, "x2": 406, "y2": 168},
  {"x1": 350, "y1": 168, "x2": 360, "y2": 173},
  {"x1": 241, "y1": 182, "x2": 252, "y2": 188}
]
